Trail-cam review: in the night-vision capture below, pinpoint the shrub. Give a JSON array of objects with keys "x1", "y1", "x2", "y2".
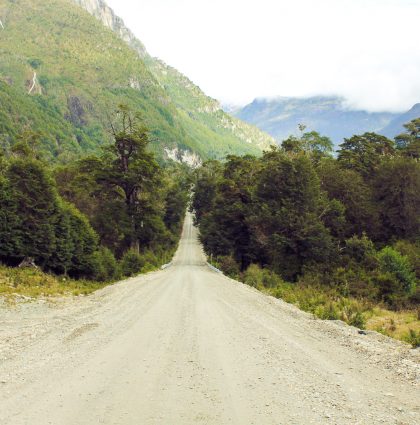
[
  {"x1": 243, "y1": 264, "x2": 265, "y2": 288},
  {"x1": 217, "y1": 255, "x2": 240, "y2": 278},
  {"x1": 315, "y1": 302, "x2": 340, "y2": 320},
  {"x1": 338, "y1": 299, "x2": 367, "y2": 329},
  {"x1": 403, "y1": 329, "x2": 420, "y2": 348},
  {"x1": 345, "y1": 234, "x2": 377, "y2": 265},
  {"x1": 393, "y1": 240, "x2": 420, "y2": 280},
  {"x1": 243, "y1": 264, "x2": 286, "y2": 289},
  {"x1": 377, "y1": 247, "x2": 416, "y2": 298},
  {"x1": 92, "y1": 247, "x2": 119, "y2": 281},
  {"x1": 349, "y1": 311, "x2": 366, "y2": 329},
  {"x1": 120, "y1": 249, "x2": 144, "y2": 277}
]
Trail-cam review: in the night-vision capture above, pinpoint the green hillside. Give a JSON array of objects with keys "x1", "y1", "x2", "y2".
[
  {"x1": 0, "y1": 0, "x2": 273, "y2": 162},
  {"x1": 146, "y1": 59, "x2": 274, "y2": 156}
]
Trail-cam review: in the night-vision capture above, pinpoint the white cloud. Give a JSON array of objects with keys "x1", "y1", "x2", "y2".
[{"x1": 106, "y1": 0, "x2": 420, "y2": 112}]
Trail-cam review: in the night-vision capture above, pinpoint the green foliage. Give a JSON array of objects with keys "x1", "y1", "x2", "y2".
[
  {"x1": 215, "y1": 255, "x2": 240, "y2": 278},
  {"x1": 395, "y1": 118, "x2": 420, "y2": 159},
  {"x1": 317, "y1": 158, "x2": 379, "y2": 238},
  {"x1": 97, "y1": 106, "x2": 161, "y2": 250},
  {"x1": 54, "y1": 108, "x2": 189, "y2": 258},
  {"x1": 377, "y1": 247, "x2": 416, "y2": 300},
  {"x1": 403, "y1": 329, "x2": 420, "y2": 348},
  {"x1": 344, "y1": 234, "x2": 377, "y2": 264},
  {"x1": 373, "y1": 158, "x2": 420, "y2": 241},
  {"x1": 0, "y1": 173, "x2": 22, "y2": 259},
  {"x1": 5, "y1": 158, "x2": 59, "y2": 264},
  {"x1": 242, "y1": 264, "x2": 368, "y2": 329},
  {"x1": 338, "y1": 132, "x2": 395, "y2": 178},
  {"x1": 0, "y1": 155, "x2": 101, "y2": 279},
  {"x1": 120, "y1": 249, "x2": 145, "y2": 277},
  {"x1": 243, "y1": 264, "x2": 285, "y2": 289},
  {"x1": 0, "y1": 264, "x2": 111, "y2": 298},
  {"x1": 193, "y1": 128, "x2": 420, "y2": 310},
  {"x1": 0, "y1": 108, "x2": 189, "y2": 284},
  {"x1": 64, "y1": 203, "x2": 99, "y2": 279},
  {"x1": 91, "y1": 247, "x2": 119, "y2": 282},
  {"x1": 0, "y1": 0, "x2": 270, "y2": 162},
  {"x1": 253, "y1": 149, "x2": 333, "y2": 279},
  {"x1": 393, "y1": 240, "x2": 420, "y2": 280},
  {"x1": 281, "y1": 131, "x2": 333, "y2": 163}
]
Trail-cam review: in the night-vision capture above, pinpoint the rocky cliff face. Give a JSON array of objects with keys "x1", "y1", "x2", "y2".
[{"x1": 73, "y1": 0, "x2": 148, "y2": 59}]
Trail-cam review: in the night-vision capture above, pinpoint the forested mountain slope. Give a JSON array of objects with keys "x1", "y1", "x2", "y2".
[{"x1": 0, "y1": 0, "x2": 273, "y2": 162}]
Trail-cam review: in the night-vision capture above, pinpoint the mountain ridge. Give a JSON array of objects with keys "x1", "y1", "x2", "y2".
[
  {"x1": 380, "y1": 103, "x2": 420, "y2": 138},
  {"x1": 0, "y1": 0, "x2": 273, "y2": 163},
  {"x1": 73, "y1": 0, "x2": 274, "y2": 152},
  {"x1": 233, "y1": 96, "x2": 404, "y2": 146}
]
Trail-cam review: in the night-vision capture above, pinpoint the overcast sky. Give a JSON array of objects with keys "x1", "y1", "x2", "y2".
[{"x1": 106, "y1": 0, "x2": 420, "y2": 112}]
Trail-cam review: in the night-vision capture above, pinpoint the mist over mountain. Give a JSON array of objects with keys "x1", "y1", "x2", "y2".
[
  {"x1": 233, "y1": 96, "x2": 418, "y2": 146},
  {"x1": 380, "y1": 104, "x2": 420, "y2": 139}
]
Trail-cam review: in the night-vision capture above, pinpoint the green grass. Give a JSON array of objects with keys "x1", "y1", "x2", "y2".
[
  {"x1": 366, "y1": 308, "x2": 420, "y2": 346},
  {"x1": 266, "y1": 281, "x2": 419, "y2": 347},
  {"x1": 0, "y1": 265, "x2": 110, "y2": 299},
  {"x1": 236, "y1": 263, "x2": 420, "y2": 348},
  {"x1": 0, "y1": 244, "x2": 178, "y2": 300}
]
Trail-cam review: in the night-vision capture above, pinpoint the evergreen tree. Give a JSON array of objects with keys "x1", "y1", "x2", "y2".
[
  {"x1": 6, "y1": 158, "x2": 58, "y2": 265},
  {"x1": 317, "y1": 159, "x2": 379, "y2": 239},
  {"x1": 394, "y1": 118, "x2": 420, "y2": 159},
  {"x1": 0, "y1": 173, "x2": 22, "y2": 263},
  {"x1": 253, "y1": 150, "x2": 333, "y2": 279},
  {"x1": 374, "y1": 158, "x2": 420, "y2": 241}
]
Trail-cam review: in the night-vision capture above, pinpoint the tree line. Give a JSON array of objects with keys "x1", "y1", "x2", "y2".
[
  {"x1": 192, "y1": 118, "x2": 420, "y2": 309},
  {"x1": 0, "y1": 106, "x2": 189, "y2": 281}
]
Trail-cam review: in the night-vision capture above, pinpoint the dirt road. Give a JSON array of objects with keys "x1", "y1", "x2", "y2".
[{"x1": 0, "y1": 213, "x2": 419, "y2": 424}]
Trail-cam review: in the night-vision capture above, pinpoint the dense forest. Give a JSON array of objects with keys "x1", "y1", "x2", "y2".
[
  {"x1": 192, "y1": 118, "x2": 420, "y2": 337},
  {"x1": 0, "y1": 106, "x2": 189, "y2": 282}
]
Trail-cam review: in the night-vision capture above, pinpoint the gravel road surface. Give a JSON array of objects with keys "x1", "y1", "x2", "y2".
[{"x1": 0, "y1": 213, "x2": 419, "y2": 424}]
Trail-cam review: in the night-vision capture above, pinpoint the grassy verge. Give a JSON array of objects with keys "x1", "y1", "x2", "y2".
[
  {"x1": 366, "y1": 308, "x2": 420, "y2": 346},
  {"x1": 214, "y1": 261, "x2": 420, "y2": 348},
  {"x1": 264, "y1": 282, "x2": 419, "y2": 348},
  {"x1": 0, "y1": 265, "x2": 112, "y2": 299},
  {"x1": 0, "y1": 246, "x2": 178, "y2": 301}
]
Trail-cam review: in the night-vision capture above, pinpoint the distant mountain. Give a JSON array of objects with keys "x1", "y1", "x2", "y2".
[
  {"x1": 233, "y1": 96, "x2": 400, "y2": 146},
  {"x1": 380, "y1": 103, "x2": 420, "y2": 138},
  {"x1": 0, "y1": 0, "x2": 273, "y2": 163}
]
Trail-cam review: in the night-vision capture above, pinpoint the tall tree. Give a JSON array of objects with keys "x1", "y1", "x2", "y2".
[
  {"x1": 253, "y1": 149, "x2": 333, "y2": 279},
  {"x1": 5, "y1": 158, "x2": 58, "y2": 265},
  {"x1": 394, "y1": 118, "x2": 420, "y2": 159},
  {"x1": 317, "y1": 159, "x2": 379, "y2": 239},
  {"x1": 374, "y1": 158, "x2": 420, "y2": 241},
  {"x1": 338, "y1": 132, "x2": 395, "y2": 178},
  {"x1": 98, "y1": 106, "x2": 160, "y2": 252},
  {"x1": 282, "y1": 131, "x2": 333, "y2": 163}
]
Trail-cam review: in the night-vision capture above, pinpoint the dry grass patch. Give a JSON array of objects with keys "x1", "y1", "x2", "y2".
[
  {"x1": 0, "y1": 265, "x2": 110, "y2": 300},
  {"x1": 366, "y1": 308, "x2": 420, "y2": 346}
]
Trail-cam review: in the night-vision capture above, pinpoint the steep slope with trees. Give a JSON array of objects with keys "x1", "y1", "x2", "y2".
[{"x1": 0, "y1": 0, "x2": 272, "y2": 162}]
